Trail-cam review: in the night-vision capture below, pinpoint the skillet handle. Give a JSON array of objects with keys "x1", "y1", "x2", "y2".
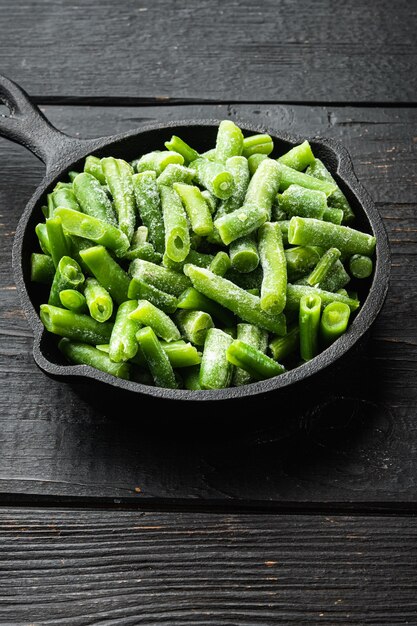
[{"x1": 0, "y1": 74, "x2": 83, "y2": 174}]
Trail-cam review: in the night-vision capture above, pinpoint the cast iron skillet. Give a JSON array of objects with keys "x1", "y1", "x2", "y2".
[{"x1": 0, "y1": 74, "x2": 390, "y2": 403}]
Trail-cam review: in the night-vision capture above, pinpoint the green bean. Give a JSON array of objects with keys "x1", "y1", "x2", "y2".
[
  {"x1": 247, "y1": 153, "x2": 268, "y2": 175},
  {"x1": 109, "y1": 300, "x2": 141, "y2": 362},
  {"x1": 230, "y1": 235, "x2": 259, "y2": 274},
  {"x1": 54, "y1": 207, "x2": 130, "y2": 257},
  {"x1": 183, "y1": 365, "x2": 203, "y2": 390},
  {"x1": 68, "y1": 171, "x2": 79, "y2": 183},
  {"x1": 129, "y1": 259, "x2": 191, "y2": 296},
  {"x1": 48, "y1": 256, "x2": 85, "y2": 307},
  {"x1": 31, "y1": 253, "x2": 55, "y2": 285},
  {"x1": 59, "y1": 289, "x2": 88, "y2": 313},
  {"x1": 209, "y1": 156, "x2": 250, "y2": 244},
  {"x1": 58, "y1": 338, "x2": 129, "y2": 379},
  {"x1": 175, "y1": 309, "x2": 214, "y2": 346},
  {"x1": 164, "y1": 135, "x2": 199, "y2": 164},
  {"x1": 271, "y1": 203, "x2": 287, "y2": 222},
  {"x1": 52, "y1": 186, "x2": 81, "y2": 212},
  {"x1": 156, "y1": 185, "x2": 190, "y2": 263},
  {"x1": 173, "y1": 183, "x2": 214, "y2": 236},
  {"x1": 45, "y1": 216, "x2": 71, "y2": 267},
  {"x1": 190, "y1": 158, "x2": 235, "y2": 199},
  {"x1": 232, "y1": 323, "x2": 269, "y2": 386},
  {"x1": 73, "y1": 172, "x2": 117, "y2": 226},
  {"x1": 286, "y1": 284, "x2": 360, "y2": 312},
  {"x1": 123, "y1": 242, "x2": 162, "y2": 263},
  {"x1": 269, "y1": 325, "x2": 300, "y2": 361},
  {"x1": 130, "y1": 300, "x2": 181, "y2": 342},
  {"x1": 201, "y1": 190, "x2": 218, "y2": 214},
  {"x1": 131, "y1": 225, "x2": 148, "y2": 246},
  {"x1": 319, "y1": 260, "x2": 350, "y2": 292},
  {"x1": 306, "y1": 158, "x2": 355, "y2": 223},
  {"x1": 323, "y1": 206, "x2": 344, "y2": 225},
  {"x1": 177, "y1": 287, "x2": 235, "y2": 326},
  {"x1": 160, "y1": 340, "x2": 202, "y2": 368},
  {"x1": 209, "y1": 251, "x2": 231, "y2": 277},
  {"x1": 307, "y1": 248, "x2": 341, "y2": 287},
  {"x1": 284, "y1": 246, "x2": 322, "y2": 282},
  {"x1": 277, "y1": 184, "x2": 327, "y2": 220},
  {"x1": 244, "y1": 158, "x2": 281, "y2": 214},
  {"x1": 200, "y1": 328, "x2": 234, "y2": 389},
  {"x1": 40, "y1": 304, "x2": 113, "y2": 344},
  {"x1": 184, "y1": 264, "x2": 286, "y2": 335},
  {"x1": 35, "y1": 223, "x2": 51, "y2": 255},
  {"x1": 277, "y1": 140, "x2": 315, "y2": 171},
  {"x1": 128, "y1": 277, "x2": 178, "y2": 314},
  {"x1": 215, "y1": 120, "x2": 244, "y2": 163},
  {"x1": 227, "y1": 339, "x2": 285, "y2": 380},
  {"x1": 349, "y1": 254, "x2": 373, "y2": 278},
  {"x1": 135, "y1": 150, "x2": 184, "y2": 175},
  {"x1": 157, "y1": 164, "x2": 195, "y2": 186},
  {"x1": 84, "y1": 155, "x2": 106, "y2": 185},
  {"x1": 200, "y1": 148, "x2": 216, "y2": 160},
  {"x1": 84, "y1": 277, "x2": 114, "y2": 322},
  {"x1": 135, "y1": 326, "x2": 178, "y2": 388},
  {"x1": 299, "y1": 293, "x2": 322, "y2": 361},
  {"x1": 320, "y1": 301, "x2": 351, "y2": 346},
  {"x1": 258, "y1": 222, "x2": 287, "y2": 314},
  {"x1": 101, "y1": 157, "x2": 136, "y2": 241},
  {"x1": 288, "y1": 216, "x2": 376, "y2": 256},
  {"x1": 242, "y1": 134, "x2": 274, "y2": 158},
  {"x1": 132, "y1": 170, "x2": 165, "y2": 254},
  {"x1": 46, "y1": 193, "x2": 55, "y2": 218},
  {"x1": 278, "y1": 163, "x2": 337, "y2": 196},
  {"x1": 80, "y1": 245, "x2": 130, "y2": 304}
]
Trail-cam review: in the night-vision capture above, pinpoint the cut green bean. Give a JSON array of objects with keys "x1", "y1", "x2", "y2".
[
  {"x1": 173, "y1": 183, "x2": 214, "y2": 236},
  {"x1": 209, "y1": 251, "x2": 231, "y2": 277},
  {"x1": 48, "y1": 256, "x2": 85, "y2": 307},
  {"x1": 233, "y1": 323, "x2": 269, "y2": 386},
  {"x1": 135, "y1": 326, "x2": 178, "y2": 388},
  {"x1": 175, "y1": 309, "x2": 214, "y2": 346},
  {"x1": 247, "y1": 153, "x2": 268, "y2": 175},
  {"x1": 288, "y1": 216, "x2": 376, "y2": 256},
  {"x1": 177, "y1": 286, "x2": 235, "y2": 327},
  {"x1": 307, "y1": 158, "x2": 355, "y2": 223},
  {"x1": 84, "y1": 155, "x2": 106, "y2": 185},
  {"x1": 307, "y1": 247, "x2": 341, "y2": 287},
  {"x1": 227, "y1": 339, "x2": 285, "y2": 380},
  {"x1": 201, "y1": 190, "x2": 218, "y2": 214},
  {"x1": 31, "y1": 253, "x2": 55, "y2": 285},
  {"x1": 199, "y1": 328, "x2": 234, "y2": 389},
  {"x1": 320, "y1": 301, "x2": 351, "y2": 346},
  {"x1": 128, "y1": 277, "x2": 178, "y2": 314},
  {"x1": 55, "y1": 207, "x2": 130, "y2": 257},
  {"x1": 190, "y1": 158, "x2": 235, "y2": 199},
  {"x1": 132, "y1": 170, "x2": 165, "y2": 254},
  {"x1": 159, "y1": 184, "x2": 191, "y2": 262},
  {"x1": 59, "y1": 289, "x2": 88, "y2": 313},
  {"x1": 258, "y1": 222, "x2": 287, "y2": 314},
  {"x1": 101, "y1": 157, "x2": 136, "y2": 241},
  {"x1": 130, "y1": 300, "x2": 181, "y2": 342},
  {"x1": 35, "y1": 222, "x2": 51, "y2": 255},
  {"x1": 40, "y1": 305, "x2": 113, "y2": 344},
  {"x1": 278, "y1": 140, "x2": 315, "y2": 171},
  {"x1": 58, "y1": 339, "x2": 129, "y2": 379},
  {"x1": 215, "y1": 120, "x2": 244, "y2": 163},
  {"x1": 129, "y1": 259, "x2": 191, "y2": 296},
  {"x1": 84, "y1": 277, "x2": 114, "y2": 322},
  {"x1": 160, "y1": 340, "x2": 201, "y2": 368},
  {"x1": 278, "y1": 184, "x2": 327, "y2": 219},
  {"x1": 163, "y1": 249, "x2": 214, "y2": 273},
  {"x1": 122, "y1": 242, "x2": 162, "y2": 263},
  {"x1": 52, "y1": 186, "x2": 81, "y2": 212},
  {"x1": 319, "y1": 260, "x2": 350, "y2": 292},
  {"x1": 242, "y1": 134, "x2": 274, "y2": 158},
  {"x1": 299, "y1": 293, "x2": 322, "y2": 361},
  {"x1": 135, "y1": 150, "x2": 184, "y2": 175},
  {"x1": 284, "y1": 246, "x2": 322, "y2": 282},
  {"x1": 269, "y1": 325, "x2": 300, "y2": 362},
  {"x1": 109, "y1": 300, "x2": 141, "y2": 362},
  {"x1": 131, "y1": 225, "x2": 148, "y2": 246},
  {"x1": 45, "y1": 216, "x2": 71, "y2": 267},
  {"x1": 229, "y1": 235, "x2": 259, "y2": 274},
  {"x1": 349, "y1": 254, "x2": 373, "y2": 279},
  {"x1": 80, "y1": 245, "x2": 130, "y2": 304},
  {"x1": 73, "y1": 172, "x2": 117, "y2": 226},
  {"x1": 184, "y1": 264, "x2": 286, "y2": 335},
  {"x1": 278, "y1": 163, "x2": 337, "y2": 196},
  {"x1": 286, "y1": 284, "x2": 360, "y2": 312},
  {"x1": 164, "y1": 135, "x2": 200, "y2": 164},
  {"x1": 157, "y1": 164, "x2": 195, "y2": 186},
  {"x1": 323, "y1": 206, "x2": 344, "y2": 225}
]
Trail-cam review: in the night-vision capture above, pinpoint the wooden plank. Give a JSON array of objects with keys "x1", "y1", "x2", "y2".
[
  {"x1": 0, "y1": 0, "x2": 416, "y2": 103},
  {"x1": 0, "y1": 104, "x2": 416, "y2": 504},
  {"x1": 0, "y1": 508, "x2": 416, "y2": 625}
]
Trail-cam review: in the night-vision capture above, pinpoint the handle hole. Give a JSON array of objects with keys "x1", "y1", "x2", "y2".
[{"x1": 0, "y1": 100, "x2": 13, "y2": 117}]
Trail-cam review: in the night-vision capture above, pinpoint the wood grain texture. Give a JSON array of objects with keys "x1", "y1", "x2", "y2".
[
  {"x1": 0, "y1": 0, "x2": 416, "y2": 103},
  {"x1": 0, "y1": 104, "x2": 416, "y2": 504},
  {"x1": 0, "y1": 509, "x2": 416, "y2": 625}
]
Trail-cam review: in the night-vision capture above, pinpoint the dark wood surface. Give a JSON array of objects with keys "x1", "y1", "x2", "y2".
[{"x1": 0, "y1": 0, "x2": 416, "y2": 623}]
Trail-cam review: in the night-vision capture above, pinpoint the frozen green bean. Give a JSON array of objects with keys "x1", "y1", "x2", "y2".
[
  {"x1": 101, "y1": 157, "x2": 136, "y2": 241},
  {"x1": 73, "y1": 172, "x2": 117, "y2": 226},
  {"x1": 230, "y1": 235, "x2": 259, "y2": 274},
  {"x1": 286, "y1": 284, "x2": 360, "y2": 312},
  {"x1": 233, "y1": 323, "x2": 269, "y2": 386},
  {"x1": 132, "y1": 170, "x2": 165, "y2": 254},
  {"x1": 307, "y1": 248, "x2": 341, "y2": 287},
  {"x1": 84, "y1": 277, "x2": 114, "y2": 322},
  {"x1": 242, "y1": 134, "x2": 273, "y2": 158},
  {"x1": 173, "y1": 183, "x2": 214, "y2": 236},
  {"x1": 258, "y1": 222, "x2": 287, "y2": 314},
  {"x1": 129, "y1": 259, "x2": 191, "y2": 296},
  {"x1": 190, "y1": 158, "x2": 235, "y2": 199},
  {"x1": 278, "y1": 184, "x2": 327, "y2": 219},
  {"x1": 307, "y1": 158, "x2": 355, "y2": 223},
  {"x1": 59, "y1": 289, "x2": 88, "y2": 313},
  {"x1": 269, "y1": 325, "x2": 300, "y2": 362},
  {"x1": 320, "y1": 301, "x2": 351, "y2": 346},
  {"x1": 59, "y1": 338, "x2": 129, "y2": 379},
  {"x1": 200, "y1": 328, "x2": 234, "y2": 389},
  {"x1": 31, "y1": 253, "x2": 55, "y2": 285},
  {"x1": 278, "y1": 141, "x2": 315, "y2": 171},
  {"x1": 109, "y1": 300, "x2": 141, "y2": 362},
  {"x1": 80, "y1": 245, "x2": 130, "y2": 304},
  {"x1": 128, "y1": 277, "x2": 178, "y2": 314},
  {"x1": 40, "y1": 305, "x2": 113, "y2": 345},
  {"x1": 288, "y1": 216, "x2": 376, "y2": 256},
  {"x1": 157, "y1": 164, "x2": 195, "y2": 186},
  {"x1": 135, "y1": 326, "x2": 178, "y2": 389},
  {"x1": 278, "y1": 163, "x2": 337, "y2": 196},
  {"x1": 349, "y1": 254, "x2": 373, "y2": 278},
  {"x1": 130, "y1": 300, "x2": 181, "y2": 342},
  {"x1": 46, "y1": 216, "x2": 71, "y2": 267},
  {"x1": 215, "y1": 120, "x2": 244, "y2": 163},
  {"x1": 164, "y1": 136, "x2": 200, "y2": 164},
  {"x1": 299, "y1": 293, "x2": 322, "y2": 361},
  {"x1": 175, "y1": 309, "x2": 214, "y2": 346},
  {"x1": 135, "y1": 150, "x2": 184, "y2": 175},
  {"x1": 48, "y1": 256, "x2": 85, "y2": 307},
  {"x1": 177, "y1": 286, "x2": 235, "y2": 326},
  {"x1": 84, "y1": 155, "x2": 106, "y2": 185},
  {"x1": 209, "y1": 251, "x2": 231, "y2": 276},
  {"x1": 160, "y1": 340, "x2": 202, "y2": 368},
  {"x1": 160, "y1": 184, "x2": 191, "y2": 262},
  {"x1": 227, "y1": 340, "x2": 285, "y2": 380}
]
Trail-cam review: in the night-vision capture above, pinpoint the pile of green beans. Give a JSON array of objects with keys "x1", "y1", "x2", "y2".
[{"x1": 31, "y1": 120, "x2": 376, "y2": 390}]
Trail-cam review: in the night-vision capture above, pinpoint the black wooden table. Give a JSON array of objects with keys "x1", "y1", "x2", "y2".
[{"x1": 1, "y1": 1, "x2": 416, "y2": 623}]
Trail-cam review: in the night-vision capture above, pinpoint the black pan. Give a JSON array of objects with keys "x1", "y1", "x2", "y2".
[{"x1": 0, "y1": 75, "x2": 390, "y2": 404}]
